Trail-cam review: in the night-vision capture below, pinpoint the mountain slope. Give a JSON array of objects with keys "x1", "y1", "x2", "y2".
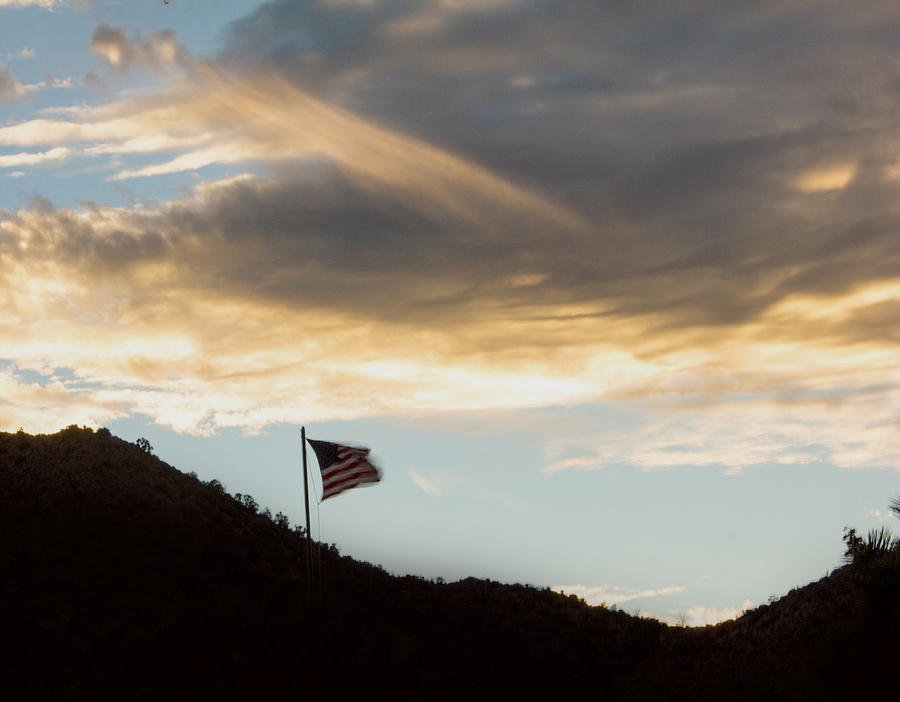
[{"x1": 0, "y1": 427, "x2": 896, "y2": 700}]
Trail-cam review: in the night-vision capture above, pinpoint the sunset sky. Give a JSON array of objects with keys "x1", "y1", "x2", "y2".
[{"x1": 2, "y1": 0, "x2": 899, "y2": 625}]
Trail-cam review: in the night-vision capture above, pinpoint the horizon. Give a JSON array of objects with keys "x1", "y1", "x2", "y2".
[{"x1": 2, "y1": 0, "x2": 898, "y2": 626}]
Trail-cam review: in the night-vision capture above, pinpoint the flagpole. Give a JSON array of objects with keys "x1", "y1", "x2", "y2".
[
  {"x1": 301, "y1": 426, "x2": 312, "y2": 541},
  {"x1": 301, "y1": 426, "x2": 312, "y2": 588}
]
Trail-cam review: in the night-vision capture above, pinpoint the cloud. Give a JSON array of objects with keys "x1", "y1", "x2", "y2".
[
  {"x1": 13, "y1": 74, "x2": 76, "y2": 96},
  {"x1": 0, "y1": 67, "x2": 583, "y2": 236},
  {"x1": 0, "y1": 0, "x2": 65, "y2": 7},
  {"x1": 543, "y1": 458, "x2": 596, "y2": 475},
  {"x1": 552, "y1": 584, "x2": 753, "y2": 625},
  {"x1": 0, "y1": 146, "x2": 70, "y2": 168},
  {"x1": 0, "y1": 57, "x2": 898, "y2": 457},
  {"x1": 552, "y1": 583, "x2": 686, "y2": 608},
  {"x1": 41, "y1": 74, "x2": 73, "y2": 89},
  {"x1": 211, "y1": 1, "x2": 900, "y2": 329},
  {"x1": 0, "y1": 367, "x2": 124, "y2": 434},
  {"x1": 791, "y1": 162, "x2": 858, "y2": 193},
  {"x1": 683, "y1": 600, "x2": 754, "y2": 627},
  {"x1": 542, "y1": 386, "x2": 900, "y2": 474},
  {"x1": 81, "y1": 70, "x2": 108, "y2": 92},
  {"x1": 7, "y1": 47, "x2": 36, "y2": 61},
  {"x1": 407, "y1": 468, "x2": 461, "y2": 497},
  {"x1": 90, "y1": 23, "x2": 192, "y2": 75},
  {"x1": 0, "y1": 62, "x2": 20, "y2": 100},
  {"x1": 407, "y1": 468, "x2": 524, "y2": 508},
  {"x1": 0, "y1": 0, "x2": 899, "y2": 472},
  {"x1": 408, "y1": 469, "x2": 445, "y2": 496},
  {"x1": 0, "y1": 172, "x2": 598, "y2": 434}
]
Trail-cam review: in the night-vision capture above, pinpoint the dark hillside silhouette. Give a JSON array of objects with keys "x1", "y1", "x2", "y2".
[{"x1": 0, "y1": 426, "x2": 896, "y2": 700}]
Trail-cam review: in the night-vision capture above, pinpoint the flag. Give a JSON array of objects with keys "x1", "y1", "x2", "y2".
[{"x1": 307, "y1": 438, "x2": 381, "y2": 500}]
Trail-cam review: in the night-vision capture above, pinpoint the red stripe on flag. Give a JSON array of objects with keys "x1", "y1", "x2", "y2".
[
  {"x1": 321, "y1": 456, "x2": 367, "y2": 480},
  {"x1": 307, "y1": 438, "x2": 381, "y2": 501},
  {"x1": 323, "y1": 473, "x2": 379, "y2": 499},
  {"x1": 322, "y1": 465, "x2": 380, "y2": 499},
  {"x1": 322, "y1": 462, "x2": 378, "y2": 490},
  {"x1": 322, "y1": 466, "x2": 377, "y2": 488}
]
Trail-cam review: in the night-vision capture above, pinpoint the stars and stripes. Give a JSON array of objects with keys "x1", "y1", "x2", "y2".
[{"x1": 307, "y1": 438, "x2": 381, "y2": 500}]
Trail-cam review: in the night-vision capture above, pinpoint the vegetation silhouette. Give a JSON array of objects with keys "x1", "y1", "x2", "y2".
[{"x1": 0, "y1": 426, "x2": 897, "y2": 700}]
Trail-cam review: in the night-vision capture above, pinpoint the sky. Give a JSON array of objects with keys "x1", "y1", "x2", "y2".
[{"x1": 1, "y1": 0, "x2": 899, "y2": 626}]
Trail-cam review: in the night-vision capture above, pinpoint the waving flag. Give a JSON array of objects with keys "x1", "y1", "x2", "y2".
[{"x1": 307, "y1": 438, "x2": 381, "y2": 500}]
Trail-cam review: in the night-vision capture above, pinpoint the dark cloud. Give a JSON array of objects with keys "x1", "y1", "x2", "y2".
[
  {"x1": 6, "y1": 1, "x2": 900, "y2": 360},
  {"x1": 215, "y1": 0, "x2": 900, "y2": 335},
  {"x1": 28, "y1": 194, "x2": 54, "y2": 214},
  {"x1": 3, "y1": 166, "x2": 558, "y2": 323},
  {"x1": 0, "y1": 62, "x2": 19, "y2": 100},
  {"x1": 4, "y1": 152, "x2": 897, "y2": 351},
  {"x1": 90, "y1": 22, "x2": 192, "y2": 75},
  {"x1": 81, "y1": 70, "x2": 108, "y2": 92}
]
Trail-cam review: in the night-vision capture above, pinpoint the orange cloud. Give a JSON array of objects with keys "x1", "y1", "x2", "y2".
[{"x1": 0, "y1": 41, "x2": 897, "y2": 473}]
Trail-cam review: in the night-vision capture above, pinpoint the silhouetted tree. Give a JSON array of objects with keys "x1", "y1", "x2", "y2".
[
  {"x1": 890, "y1": 496, "x2": 900, "y2": 519},
  {"x1": 206, "y1": 479, "x2": 226, "y2": 494},
  {"x1": 843, "y1": 526, "x2": 898, "y2": 565},
  {"x1": 274, "y1": 512, "x2": 290, "y2": 529},
  {"x1": 135, "y1": 437, "x2": 153, "y2": 454},
  {"x1": 239, "y1": 493, "x2": 258, "y2": 514}
]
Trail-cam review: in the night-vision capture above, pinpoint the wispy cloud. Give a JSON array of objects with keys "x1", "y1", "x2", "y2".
[
  {"x1": 0, "y1": 146, "x2": 70, "y2": 168},
  {"x1": 7, "y1": 47, "x2": 36, "y2": 61},
  {"x1": 408, "y1": 468, "x2": 525, "y2": 510},
  {"x1": 552, "y1": 584, "x2": 754, "y2": 626},
  {"x1": 542, "y1": 379, "x2": 900, "y2": 474},
  {"x1": 682, "y1": 600, "x2": 754, "y2": 627},
  {"x1": 90, "y1": 23, "x2": 193, "y2": 76},
  {"x1": 0, "y1": 0, "x2": 67, "y2": 7},
  {"x1": 552, "y1": 583, "x2": 686, "y2": 608},
  {"x1": 0, "y1": 63, "x2": 20, "y2": 100},
  {"x1": 408, "y1": 469, "x2": 445, "y2": 496},
  {"x1": 791, "y1": 162, "x2": 858, "y2": 193},
  {"x1": 0, "y1": 367, "x2": 124, "y2": 433}
]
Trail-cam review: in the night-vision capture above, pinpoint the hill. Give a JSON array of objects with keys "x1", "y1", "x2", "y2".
[{"x1": 0, "y1": 426, "x2": 896, "y2": 700}]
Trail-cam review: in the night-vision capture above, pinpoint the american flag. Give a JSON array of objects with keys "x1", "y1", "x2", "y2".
[{"x1": 307, "y1": 438, "x2": 381, "y2": 500}]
